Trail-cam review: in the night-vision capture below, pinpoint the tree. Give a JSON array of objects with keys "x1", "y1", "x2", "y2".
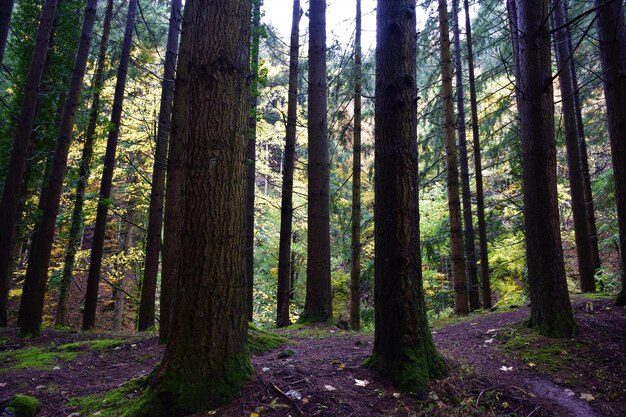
[
  {"x1": 137, "y1": 0, "x2": 182, "y2": 331},
  {"x1": 277, "y1": 0, "x2": 301, "y2": 328},
  {"x1": 0, "y1": 0, "x2": 59, "y2": 327},
  {"x1": 550, "y1": 0, "x2": 595, "y2": 293},
  {"x1": 55, "y1": 0, "x2": 115, "y2": 327},
  {"x1": 365, "y1": 0, "x2": 446, "y2": 393},
  {"x1": 439, "y1": 0, "x2": 468, "y2": 315},
  {"x1": 0, "y1": 0, "x2": 15, "y2": 66},
  {"x1": 510, "y1": 0, "x2": 577, "y2": 337},
  {"x1": 350, "y1": 0, "x2": 362, "y2": 331},
  {"x1": 18, "y1": 0, "x2": 100, "y2": 335},
  {"x1": 451, "y1": 0, "x2": 479, "y2": 310},
  {"x1": 141, "y1": 0, "x2": 252, "y2": 413},
  {"x1": 303, "y1": 0, "x2": 332, "y2": 322},
  {"x1": 593, "y1": 0, "x2": 626, "y2": 306},
  {"x1": 82, "y1": 0, "x2": 139, "y2": 331},
  {"x1": 463, "y1": 0, "x2": 490, "y2": 308}
]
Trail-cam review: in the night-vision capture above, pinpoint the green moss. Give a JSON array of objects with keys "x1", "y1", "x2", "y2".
[
  {"x1": 531, "y1": 309, "x2": 577, "y2": 338},
  {"x1": 0, "y1": 346, "x2": 78, "y2": 372},
  {"x1": 58, "y1": 339, "x2": 125, "y2": 352},
  {"x1": 248, "y1": 324, "x2": 287, "y2": 354},
  {"x1": 68, "y1": 377, "x2": 148, "y2": 417},
  {"x1": 7, "y1": 395, "x2": 40, "y2": 417}
]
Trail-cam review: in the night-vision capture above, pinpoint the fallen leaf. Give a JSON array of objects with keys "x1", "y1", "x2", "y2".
[
  {"x1": 486, "y1": 328, "x2": 498, "y2": 333},
  {"x1": 527, "y1": 362, "x2": 536, "y2": 368},
  {"x1": 324, "y1": 385, "x2": 337, "y2": 391},
  {"x1": 580, "y1": 393, "x2": 594, "y2": 402},
  {"x1": 52, "y1": 366, "x2": 61, "y2": 371},
  {"x1": 564, "y1": 389, "x2": 575, "y2": 397},
  {"x1": 262, "y1": 367, "x2": 270, "y2": 372},
  {"x1": 337, "y1": 363, "x2": 345, "y2": 370},
  {"x1": 392, "y1": 393, "x2": 401, "y2": 398},
  {"x1": 0, "y1": 383, "x2": 7, "y2": 388},
  {"x1": 484, "y1": 338, "x2": 494, "y2": 344},
  {"x1": 428, "y1": 391, "x2": 439, "y2": 401},
  {"x1": 499, "y1": 366, "x2": 513, "y2": 372},
  {"x1": 250, "y1": 413, "x2": 259, "y2": 417},
  {"x1": 470, "y1": 322, "x2": 479, "y2": 326},
  {"x1": 502, "y1": 402, "x2": 510, "y2": 409},
  {"x1": 286, "y1": 389, "x2": 302, "y2": 400},
  {"x1": 354, "y1": 379, "x2": 369, "y2": 387}
]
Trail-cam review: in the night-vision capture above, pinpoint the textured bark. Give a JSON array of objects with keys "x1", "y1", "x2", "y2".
[
  {"x1": 550, "y1": 0, "x2": 595, "y2": 293},
  {"x1": 277, "y1": 0, "x2": 300, "y2": 328},
  {"x1": 463, "y1": 0, "x2": 490, "y2": 308},
  {"x1": 137, "y1": 0, "x2": 182, "y2": 331},
  {"x1": 303, "y1": 0, "x2": 332, "y2": 322},
  {"x1": 593, "y1": 0, "x2": 626, "y2": 306},
  {"x1": 439, "y1": 0, "x2": 468, "y2": 315},
  {"x1": 18, "y1": 0, "x2": 99, "y2": 336},
  {"x1": 246, "y1": 0, "x2": 261, "y2": 323},
  {"x1": 56, "y1": 0, "x2": 114, "y2": 327},
  {"x1": 82, "y1": 0, "x2": 138, "y2": 331},
  {"x1": 366, "y1": 0, "x2": 446, "y2": 393},
  {"x1": 0, "y1": 0, "x2": 59, "y2": 327},
  {"x1": 512, "y1": 0, "x2": 576, "y2": 337},
  {"x1": 0, "y1": 0, "x2": 15, "y2": 67},
  {"x1": 147, "y1": 0, "x2": 252, "y2": 413},
  {"x1": 350, "y1": 0, "x2": 362, "y2": 331},
  {"x1": 452, "y1": 0, "x2": 479, "y2": 310}
]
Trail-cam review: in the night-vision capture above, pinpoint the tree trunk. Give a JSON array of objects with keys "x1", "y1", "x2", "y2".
[
  {"x1": 245, "y1": 0, "x2": 262, "y2": 323},
  {"x1": 452, "y1": 0, "x2": 479, "y2": 310},
  {"x1": 0, "y1": 0, "x2": 15, "y2": 67},
  {"x1": 17, "y1": 0, "x2": 99, "y2": 336},
  {"x1": 365, "y1": 0, "x2": 446, "y2": 393},
  {"x1": 303, "y1": 0, "x2": 332, "y2": 322},
  {"x1": 112, "y1": 205, "x2": 134, "y2": 333},
  {"x1": 512, "y1": 0, "x2": 577, "y2": 337},
  {"x1": 56, "y1": 0, "x2": 114, "y2": 327},
  {"x1": 0, "y1": 0, "x2": 59, "y2": 327},
  {"x1": 463, "y1": 0, "x2": 490, "y2": 308},
  {"x1": 350, "y1": 0, "x2": 362, "y2": 331},
  {"x1": 137, "y1": 0, "x2": 182, "y2": 332},
  {"x1": 146, "y1": 0, "x2": 252, "y2": 413},
  {"x1": 277, "y1": 0, "x2": 300, "y2": 328},
  {"x1": 82, "y1": 0, "x2": 138, "y2": 331},
  {"x1": 439, "y1": 0, "x2": 468, "y2": 316},
  {"x1": 593, "y1": 0, "x2": 626, "y2": 306},
  {"x1": 550, "y1": 0, "x2": 595, "y2": 293}
]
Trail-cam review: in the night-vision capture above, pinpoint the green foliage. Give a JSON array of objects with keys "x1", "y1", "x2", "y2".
[{"x1": 7, "y1": 395, "x2": 41, "y2": 417}]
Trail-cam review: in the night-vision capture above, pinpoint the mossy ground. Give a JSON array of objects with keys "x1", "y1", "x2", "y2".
[
  {"x1": 68, "y1": 377, "x2": 148, "y2": 417},
  {"x1": 6, "y1": 395, "x2": 40, "y2": 417},
  {"x1": 248, "y1": 323, "x2": 287, "y2": 354},
  {"x1": 0, "y1": 346, "x2": 79, "y2": 372},
  {"x1": 57, "y1": 338, "x2": 125, "y2": 351}
]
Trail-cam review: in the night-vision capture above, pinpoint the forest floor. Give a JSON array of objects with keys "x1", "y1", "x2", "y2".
[{"x1": 0, "y1": 295, "x2": 624, "y2": 417}]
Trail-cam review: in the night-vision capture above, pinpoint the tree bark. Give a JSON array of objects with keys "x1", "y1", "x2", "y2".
[
  {"x1": 512, "y1": 0, "x2": 577, "y2": 336},
  {"x1": 593, "y1": 0, "x2": 626, "y2": 306},
  {"x1": 439, "y1": 0, "x2": 468, "y2": 315},
  {"x1": 146, "y1": 0, "x2": 252, "y2": 412},
  {"x1": 550, "y1": 0, "x2": 595, "y2": 293},
  {"x1": 303, "y1": 0, "x2": 332, "y2": 322},
  {"x1": 137, "y1": 0, "x2": 182, "y2": 332},
  {"x1": 366, "y1": 0, "x2": 446, "y2": 393},
  {"x1": 276, "y1": 0, "x2": 300, "y2": 328},
  {"x1": 112, "y1": 204, "x2": 134, "y2": 333},
  {"x1": 56, "y1": 0, "x2": 114, "y2": 327},
  {"x1": 82, "y1": 0, "x2": 138, "y2": 331},
  {"x1": 0, "y1": 0, "x2": 59, "y2": 327},
  {"x1": 0, "y1": 0, "x2": 15, "y2": 67}
]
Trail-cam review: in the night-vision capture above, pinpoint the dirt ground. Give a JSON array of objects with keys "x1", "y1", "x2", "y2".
[{"x1": 0, "y1": 296, "x2": 624, "y2": 416}]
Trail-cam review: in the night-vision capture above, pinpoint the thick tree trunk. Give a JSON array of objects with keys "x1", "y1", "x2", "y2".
[
  {"x1": 452, "y1": 0, "x2": 479, "y2": 310},
  {"x1": 350, "y1": 0, "x2": 362, "y2": 331},
  {"x1": 18, "y1": 0, "x2": 99, "y2": 336},
  {"x1": 245, "y1": 0, "x2": 262, "y2": 323},
  {"x1": 303, "y1": 0, "x2": 332, "y2": 322},
  {"x1": 82, "y1": 0, "x2": 138, "y2": 331},
  {"x1": 512, "y1": 0, "x2": 577, "y2": 336},
  {"x1": 0, "y1": 0, "x2": 59, "y2": 327},
  {"x1": 463, "y1": 0, "x2": 490, "y2": 308},
  {"x1": 277, "y1": 0, "x2": 300, "y2": 328},
  {"x1": 146, "y1": 0, "x2": 252, "y2": 413},
  {"x1": 366, "y1": 0, "x2": 446, "y2": 393},
  {"x1": 439, "y1": 0, "x2": 468, "y2": 315},
  {"x1": 550, "y1": 0, "x2": 595, "y2": 293},
  {"x1": 593, "y1": 0, "x2": 626, "y2": 306},
  {"x1": 0, "y1": 0, "x2": 15, "y2": 67},
  {"x1": 56, "y1": 0, "x2": 114, "y2": 327},
  {"x1": 137, "y1": 0, "x2": 182, "y2": 331}
]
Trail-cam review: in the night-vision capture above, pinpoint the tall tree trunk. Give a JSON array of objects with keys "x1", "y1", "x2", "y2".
[
  {"x1": 82, "y1": 0, "x2": 138, "y2": 331},
  {"x1": 366, "y1": 0, "x2": 446, "y2": 393},
  {"x1": 0, "y1": 0, "x2": 15, "y2": 67},
  {"x1": 137, "y1": 0, "x2": 182, "y2": 331},
  {"x1": 350, "y1": 0, "x2": 362, "y2": 331},
  {"x1": 245, "y1": 0, "x2": 262, "y2": 323},
  {"x1": 303, "y1": 0, "x2": 332, "y2": 322},
  {"x1": 512, "y1": 0, "x2": 577, "y2": 337},
  {"x1": 0, "y1": 0, "x2": 59, "y2": 327},
  {"x1": 463, "y1": 0, "x2": 490, "y2": 308},
  {"x1": 146, "y1": 0, "x2": 252, "y2": 412},
  {"x1": 56, "y1": 0, "x2": 114, "y2": 327},
  {"x1": 18, "y1": 0, "x2": 99, "y2": 336},
  {"x1": 593, "y1": 0, "x2": 626, "y2": 306},
  {"x1": 452, "y1": 0, "x2": 479, "y2": 310},
  {"x1": 439, "y1": 0, "x2": 468, "y2": 315},
  {"x1": 112, "y1": 205, "x2": 134, "y2": 333},
  {"x1": 550, "y1": 0, "x2": 595, "y2": 293},
  {"x1": 277, "y1": 0, "x2": 300, "y2": 328}
]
